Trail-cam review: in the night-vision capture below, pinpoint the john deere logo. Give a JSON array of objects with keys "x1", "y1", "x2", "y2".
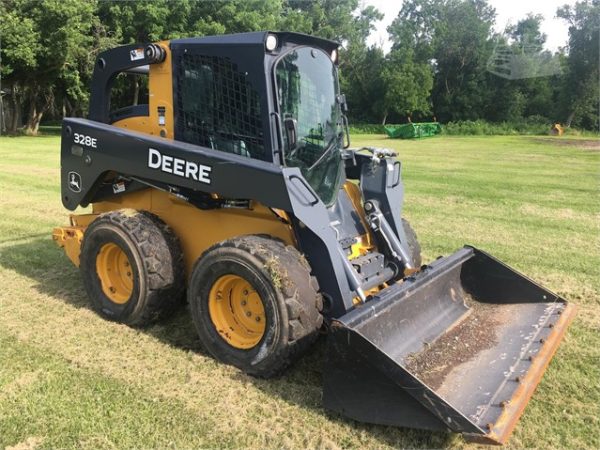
[
  {"x1": 147, "y1": 148, "x2": 212, "y2": 185},
  {"x1": 68, "y1": 171, "x2": 82, "y2": 192}
]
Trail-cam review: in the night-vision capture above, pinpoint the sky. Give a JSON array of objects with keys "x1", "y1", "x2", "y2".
[{"x1": 365, "y1": 0, "x2": 575, "y2": 53}]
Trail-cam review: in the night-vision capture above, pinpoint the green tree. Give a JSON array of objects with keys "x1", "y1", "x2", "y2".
[
  {"x1": 279, "y1": 1, "x2": 385, "y2": 123},
  {"x1": 380, "y1": 47, "x2": 433, "y2": 124},
  {"x1": 387, "y1": 0, "x2": 496, "y2": 122},
  {"x1": 384, "y1": 0, "x2": 443, "y2": 122},
  {"x1": 388, "y1": 0, "x2": 444, "y2": 61},
  {"x1": 485, "y1": 14, "x2": 561, "y2": 123},
  {"x1": 341, "y1": 46, "x2": 386, "y2": 122},
  {"x1": 281, "y1": 0, "x2": 363, "y2": 41},
  {"x1": 57, "y1": 16, "x2": 120, "y2": 118},
  {"x1": 190, "y1": 0, "x2": 281, "y2": 35},
  {"x1": 557, "y1": 0, "x2": 600, "y2": 130},
  {"x1": 98, "y1": 0, "x2": 188, "y2": 43},
  {"x1": 97, "y1": 0, "x2": 283, "y2": 107},
  {"x1": 430, "y1": 0, "x2": 496, "y2": 121},
  {"x1": 508, "y1": 14, "x2": 546, "y2": 50},
  {"x1": 0, "y1": 0, "x2": 39, "y2": 132},
  {"x1": 337, "y1": 5, "x2": 386, "y2": 123},
  {"x1": 1, "y1": 0, "x2": 95, "y2": 134},
  {"x1": 98, "y1": 0, "x2": 284, "y2": 43}
]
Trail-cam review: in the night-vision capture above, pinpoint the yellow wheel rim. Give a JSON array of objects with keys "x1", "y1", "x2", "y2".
[
  {"x1": 208, "y1": 274, "x2": 266, "y2": 349},
  {"x1": 96, "y1": 243, "x2": 134, "y2": 304}
]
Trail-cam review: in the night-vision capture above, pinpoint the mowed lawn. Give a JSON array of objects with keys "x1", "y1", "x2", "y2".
[{"x1": 0, "y1": 133, "x2": 598, "y2": 449}]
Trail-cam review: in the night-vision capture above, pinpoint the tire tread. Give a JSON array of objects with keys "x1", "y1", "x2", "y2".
[
  {"x1": 190, "y1": 235, "x2": 323, "y2": 378},
  {"x1": 82, "y1": 209, "x2": 184, "y2": 326}
]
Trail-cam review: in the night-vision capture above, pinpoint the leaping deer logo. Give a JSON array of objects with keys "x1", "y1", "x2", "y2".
[{"x1": 68, "y1": 172, "x2": 81, "y2": 192}]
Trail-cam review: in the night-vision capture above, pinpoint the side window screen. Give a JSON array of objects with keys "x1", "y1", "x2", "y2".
[
  {"x1": 176, "y1": 54, "x2": 265, "y2": 159},
  {"x1": 109, "y1": 72, "x2": 149, "y2": 123}
]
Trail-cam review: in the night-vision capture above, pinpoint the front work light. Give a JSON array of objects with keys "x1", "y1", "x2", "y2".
[
  {"x1": 265, "y1": 34, "x2": 278, "y2": 52},
  {"x1": 331, "y1": 48, "x2": 338, "y2": 63}
]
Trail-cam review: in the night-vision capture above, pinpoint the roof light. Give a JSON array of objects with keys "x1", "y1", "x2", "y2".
[{"x1": 265, "y1": 34, "x2": 278, "y2": 52}]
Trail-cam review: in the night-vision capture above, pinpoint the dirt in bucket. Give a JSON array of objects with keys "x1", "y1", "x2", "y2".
[{"x1": 404, "y1": 297, "x2": 503, "y2": 390}]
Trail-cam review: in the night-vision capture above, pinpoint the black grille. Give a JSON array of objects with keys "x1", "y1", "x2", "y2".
[{"x1": 176, "y1": 53, "x2": 265, "y2": 159}]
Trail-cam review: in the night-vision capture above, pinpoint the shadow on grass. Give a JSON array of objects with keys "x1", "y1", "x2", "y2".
[{"x1": 0, "y1": 237, "x2": 453, "y2": 449}]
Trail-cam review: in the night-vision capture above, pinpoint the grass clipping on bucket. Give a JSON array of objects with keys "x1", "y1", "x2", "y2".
[{"x1": 404, "y1": 296, "x2": 501, "y2": 390}]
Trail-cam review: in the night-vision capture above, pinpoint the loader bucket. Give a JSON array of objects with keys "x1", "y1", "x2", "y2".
[{"x1": 323, "y1": 246, "x2": 575, "y2": 444}]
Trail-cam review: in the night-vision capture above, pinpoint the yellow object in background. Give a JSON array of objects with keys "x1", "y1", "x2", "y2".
[{"x1": 550, "y1": 123, "x2": 564, "y2": 136}]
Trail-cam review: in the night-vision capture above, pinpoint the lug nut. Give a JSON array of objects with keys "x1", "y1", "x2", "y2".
[
  {"x1": 243, "y1": 290, "x2": 249, "y2": 295},
  {"x1": 241, "y1": 300, "x2": 247, "y2": 306},
  {"x1": 246, "y1": 311, "x2": 252, "y2": 317},
  {"x1": 255, "y1": 317, "x2": 261, "y2": 322}
]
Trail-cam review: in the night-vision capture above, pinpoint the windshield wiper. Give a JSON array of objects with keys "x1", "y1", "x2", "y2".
[{"x1": 307, "y1": 137, "x2": 339, "y2": 171}]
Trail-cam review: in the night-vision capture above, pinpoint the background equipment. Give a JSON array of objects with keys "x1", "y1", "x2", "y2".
[{"x1": 384, "y1": 122, "x2": 442, "y2": 139}]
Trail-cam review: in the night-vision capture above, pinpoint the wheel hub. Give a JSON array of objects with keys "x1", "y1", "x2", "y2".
[
  {"x1": 208, "y1": 274, "x2": 266, "y2": 349},
  {"x1": 96, "y1": 242, "x2": 133, "y2": 304}
]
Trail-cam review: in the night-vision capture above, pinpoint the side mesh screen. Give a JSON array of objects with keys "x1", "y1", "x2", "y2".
[{"x1": 175, "y1": 53, "x2": 265, "y2": 160}]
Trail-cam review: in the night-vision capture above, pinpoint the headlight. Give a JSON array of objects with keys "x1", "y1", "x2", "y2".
[
  {"x1": 265, "y1": 34, "x2": 278, "y2": 52},
  {"x1": 331, "y1": 48, "x2": 338, "y2": 63}
]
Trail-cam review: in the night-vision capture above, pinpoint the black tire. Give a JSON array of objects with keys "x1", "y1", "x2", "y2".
[
  {"x1": 188, "y1": 235, "x2": 323, "y2": 378},
  {"x1": 80, "y1": 209, "x2": 185, "y2": 326},
  {"x1": 402, "y1": 218, "x2": 422, "y2": 269}
]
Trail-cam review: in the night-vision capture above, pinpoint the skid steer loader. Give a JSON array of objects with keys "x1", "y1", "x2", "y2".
[{"x1": 53, "y1": 32, "x2": 575, "y2": 444}]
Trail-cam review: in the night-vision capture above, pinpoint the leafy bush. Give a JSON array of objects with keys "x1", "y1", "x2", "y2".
[
  {"x1": 350, "y1": 118, "x2": 575, "y2": 136},
  {"x1": 350, "y1": 119, "x2": 555, "y2": 136},
  {"x1": 348, "y1": 124, "x2": 386, "y2": 134},
  {"x1": 442, "y1": 119, "x2": 551, "y2": 136}
]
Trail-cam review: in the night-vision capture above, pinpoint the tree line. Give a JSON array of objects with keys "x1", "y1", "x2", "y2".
[{"x1": 1, "y1": 0, "x2": 598, "y2": 135}]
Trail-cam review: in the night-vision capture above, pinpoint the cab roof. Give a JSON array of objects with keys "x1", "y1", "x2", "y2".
[{"x1": 171, "y1": 31, "x2": 339, "y2": 53}]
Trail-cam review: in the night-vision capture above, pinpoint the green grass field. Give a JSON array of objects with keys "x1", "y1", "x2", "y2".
[{"x1": 0, "y1": 134, "x2": 598, "y2": 449}]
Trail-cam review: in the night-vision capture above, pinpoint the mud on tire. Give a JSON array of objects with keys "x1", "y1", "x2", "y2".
[
  {"x1": 188, "y1": 235, "x2": 323, "y2": 378},
  {"x1": 80, "y1": 209, "x2": 185, "y2": 326},
  {"x1": 402, "y1": 218, "x2": 422, "y2": 270}
]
